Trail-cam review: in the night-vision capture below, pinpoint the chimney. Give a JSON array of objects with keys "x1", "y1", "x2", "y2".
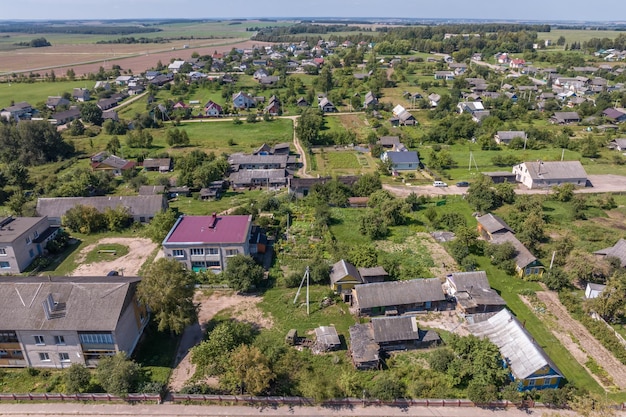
[{"x1": 209, "y1": 212, "x2": 217, "y2": 229}]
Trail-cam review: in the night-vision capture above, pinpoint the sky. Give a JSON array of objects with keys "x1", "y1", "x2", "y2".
[{"x1": 2, "y1": 0, "x2": 626, "y2": 22}]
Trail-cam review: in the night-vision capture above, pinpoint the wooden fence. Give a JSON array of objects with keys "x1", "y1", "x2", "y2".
[{"x1": 0, "y1": 393, "x2": 161, "y2": 403}]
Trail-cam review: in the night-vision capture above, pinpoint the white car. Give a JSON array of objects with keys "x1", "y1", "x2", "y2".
[{"x1": 433, "y1": 181, "x2": 448, "y2": 187}]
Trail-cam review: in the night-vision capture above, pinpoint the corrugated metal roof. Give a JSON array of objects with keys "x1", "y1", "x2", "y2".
[
  {"x1": 36, "y1": 195, "x2": 166, "y2": 220},
  {"x1": 354, "y1": 278, "x2": 445, "y2": 310},
  {"x1": 448, "y1": 271, "x2": 490, "y2": 292},
  {"x1": 330, "y1": 259, "x2": 362, "y2": 285},
  {"x1": 467, "y1": 309, "x2": 562, "y2": 380},
  {"x1": 315, "y1": 326, "x2": 340, "y2": 347}
]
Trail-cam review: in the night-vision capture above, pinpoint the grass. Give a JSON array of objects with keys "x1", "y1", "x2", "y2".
[
  {"x1": 133, "y1": 322, "x2": 180, "y2": 385},
  {"x1": 83, "y1": 243, "x2": 130, "y2": 264},
  {"x1": 0, "y1": 80, "x2": 94, "y2": 108},
  {"x1": 0, "y1": 368, "x2": 65, "y2": 393},
  {"x1": 168, "y1": 189, "x2": 266, "y2": 216},
  {"x1": 536, "y1": 29, "x2": 626, "y2": 44}
]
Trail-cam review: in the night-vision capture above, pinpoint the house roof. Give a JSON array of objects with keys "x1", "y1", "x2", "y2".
[
  {"x1": 142, "y1": 158, "x2": 171, "y2": 169},
  {"x1": 496, "y1": 131, "x2": 527, "y2": 140},
  {"x1": 349, "y1": 323, "x2": 379, "y2": 364},
  {"x1": 371, "y1": 315, "x2": 420, "y2": 343},
  {"x1": 0, "y1": 276, "x2": 140, "y2": 331},
  {"x1": 93, "y1": 155, "x2": 134, "y2": 171},
  {"x1": 468, "y1": 309, "x2": 562, "y2": 380},
  {"x1": 330, "y1": 259, "x2": 362, "y2": 285},
  {"x1": 587, "y1": 282, "x2": 607, "y2": 293},
  {"x1": 358, "y1": 266, "x2": 388, "y2": 278},
  {"x1": 518, "y1": 161, "x2": 588, "y2": 181},
  {"x1": 385, "y1": 151, "x2": 419, "y2": 165},
  {"x1": 138, "y1": 185, "x2": 166, "y2": 195},
  {"x1": 378, "y1": 136, "x2": 400, "y2": 146},
  {"x1": 491, "y1": 231, "x2": 539, "y2": 269},
  {"x1": 594, "y1": 238, "x2": 626, "y2": 267},
  {"x1": 354, "y1": 278, "x2": 445, "y2": 310},
  {"x1": 447, "y1": 271, "x2": 490, "y2": 292},
  {"x1": 553, "y1": 111, "x2": 581, "y2": 122},
  {"x1": 447, "y1": 271, "x2": 506, "y2": 308},
  {"x1": 229, "y1": 154, "x2": 288, "y2": 169},
  {"x1": 229, "y1": 169, "x2": 288, "y2": 184},
  {"x1": 603, "y1": 108, "x2": 626, "y2": 120},
  {"x1": 163, "y1": 214, "x2": 252, "y2": 245},
  {"x1": 0, "y1": 217, "x2": 48, "y2": 244},
  {"x1": 36, "y1": 195, "x2": 166, "y2": 219},
  {"x1": 319, "y1": 97, "x2": 334, "y2": 108},
  {"x1": 476, "y1": 213, "x2": 513, "y2": 235},
  {"x1": 315, "y1": 326, "x2": 340, "y2": 347}
]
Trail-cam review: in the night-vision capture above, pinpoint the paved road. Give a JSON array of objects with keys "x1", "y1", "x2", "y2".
[
  {"x1": 383, "y1": 174, "x2": 626, "y2": 198},
  {"x1": 0, "y1": 403, "x2": 595, "y2": 417}
]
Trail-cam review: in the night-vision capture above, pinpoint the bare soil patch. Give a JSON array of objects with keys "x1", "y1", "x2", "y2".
[
  {"x1": 417, "y1": 311, "x2": 470, "y2": 337},
  {"x1": 590, "y1": 209, "x2": 626, "y2": 231},
  {"x1": 522, "y1": 291, "x2": 626, "y2": 390},
  {"x1": 168, "y1": 291, "x2": 272, "y2": 392},
  {"x1": 70, "y1": 237, "x2": 157, "y2": 276}
]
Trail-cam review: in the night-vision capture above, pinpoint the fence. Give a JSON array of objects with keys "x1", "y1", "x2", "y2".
[
  {"x1": 591, "y1": 312, "x2": 626, "y2": 349},
  {"x1": 1, "y1": 392, "x2": 624, "y2": 410},
  {"x1": 0, "y1": 393, "x2": 161, "y2": 403}
]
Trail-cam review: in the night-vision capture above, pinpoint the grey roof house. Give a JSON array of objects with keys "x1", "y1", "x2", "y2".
[
  {"x1": 494, "y1": 131, "x2": 527, "y2": 145},
  {"x1": 512, "y1": 161, "x2": 588, "y2": 189},
  {"x1": 36, "y1": 195, "x2": 168, "y2": 226},
  {"x1": 352, "y1": 278, "x2": 446, "y2": 316},
  {"x1": 381, "y1": 151, "x2": 420, "y2": 172},
  {"x1": 0, "y1": 216, "x2": 59, "y2": 274}
]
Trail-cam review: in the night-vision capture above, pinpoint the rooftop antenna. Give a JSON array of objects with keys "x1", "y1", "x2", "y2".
[{"x1": 293, "y1": 266, "x2": 310, "y2": 316}]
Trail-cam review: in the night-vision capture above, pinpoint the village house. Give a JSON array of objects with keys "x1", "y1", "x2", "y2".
[
  {"x1": 46, "y1": 96, "x2": 70, "y2": 110},
  {"x1": 229, "y1": 169, "x2": 289, "y2": 189},
  {"x1": 204, "y1": 100, "x2": 223, "y2": 117},
  {"x1": 330, "y1": 259, "x2": 388, "y2": 295},
  {"x1": 36, "y1": 195, "x2": 168, "y2": 226},
  {"x1": 494, "y1": 131, "x2": 527, "y2": 146},
  {"x1": 608, "y1": 138, "x2": 626, "y2": 151},
  {"x1": 142, "y1": 158, "x2": 172, "y2": 173},
  {"x1": 594, "y1": 238, "x2": 626, "y2": 267},
  {"x1": 138, "y1": 185, "x2": 166, "y2": 196},
  {"x1": 91, "y1": 155, "x2": 136, "y2": 176},
  {"x1": 363, "y1": 91, "x2": 378, "y2": 108},
  {"x1": 443, "y1": 271, "x2": 506, "y2": 316},
  {"x1": 381, "y1": 151, "x2": 420, "y2": 172},
  {"x1": 512, "y1": 160, "x2": 588, "y2": 189},
  {"x1": 72, "y1": 88, "x2": 90, "y2": 102},
  {"x1": 162, "y1": 214, "x2": 253, "y2": 273},
  {"x1": 232, "y1": 91, "x2": 256, "y2": 110},
  {"x1": 1, "y1": 102, "x2": 34, "y2": 121},
  {"x1": 50, "y1": 108, "x2": 81, "y2": 126},
  {"x1": 287, "y1": 176, "x2": 358, "y2": 198},
  {"x1": 351, "y1": 278, "x2": 446, "y2": 316},
  {"x1": 0, "y1": 276, "x2": 149, "y2": 369},
  {"x1": 349, "y1": 316, "x2": 440, "y2": 370},
  {"x1": 551, "y1": 111, "x2": 581, "y2": 124},
  {"x1": 468, "y1": 309, "x2": 563, "y2": 391},
  {"x1": 319, "y1": 97, "x2": 336, "y2": 112},
  {"x1": 199, "y1": 181, "x2": 228, "y2": 200},
  {"x1": 476, "y1": 214, "x2": 543, "y2": 278},
  {"x1": 603, "y1": 108, "x2": 626, "y2": 123},
  {"x1": 0, "y1": 216, "x2": 59, "y2": 274}
]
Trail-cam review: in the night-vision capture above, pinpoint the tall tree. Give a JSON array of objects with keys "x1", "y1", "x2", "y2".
[
  {"x1": 221, "y1": 255, "x2": 264, "y2": 292},
  {"x1": 137, "y1": 258, "x2": 197, "y2": 335},
  {"x1": 95, "y1": 353, "x2": 140, "y2": 396},
  {"x1": 80, "y1": 102, "x2": 103, "y2": 126},
  {"x1": 222, "y1": 345, "x2": 274, "y2": 395}
]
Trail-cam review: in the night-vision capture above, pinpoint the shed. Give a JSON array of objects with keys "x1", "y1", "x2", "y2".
[
  {"x1": 585, "y1": 283, "x2": 607, "y2": 299},
  {"x1": 315, "y1": 326, "x2": 341, "y2": 351}
]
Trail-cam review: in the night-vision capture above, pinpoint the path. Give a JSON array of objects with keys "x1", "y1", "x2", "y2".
[
  {"x1": 0, "y1": 403, "x2": 593, "y2": 417},
  {"x1": 168, "y1": 292, "x2": 266, "y2": 392},
  {"x1": 535, "y1": 290, "x2": 626, "y2": 389},
  {"x1": 286, "y1": 115, "x2": 311, "y2": 178}
]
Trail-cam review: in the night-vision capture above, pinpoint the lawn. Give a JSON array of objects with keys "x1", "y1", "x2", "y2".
[
  {"x1": 0, "y1": 80, "x2": 94, "y2": 108},
  {"x1": 0, "y1": 368, "x2": 65, "y2": 393},
  {"x1": 83, "y1": 243, "x2": 130, "y2": 264},
  {"x1": 168, "y1": 189, "x2": 267, "y2": 216},
  {"x1": 536, "y1": 29, "x2": 625, "y2": 44}
]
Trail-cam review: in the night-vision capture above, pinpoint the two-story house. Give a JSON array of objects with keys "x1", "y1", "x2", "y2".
[
  {"x1": 0, "y1": 216, "x2": 59, "y2": 274},
  {"x1": 232, "y1": 91, "x2": 256, "y2": 110},
  {"x1": 162, "y1": 214, "x2": 253, "y2": 272},
  {"x1": 0, "y1": 276, "x2": 148, "y2": 368}
]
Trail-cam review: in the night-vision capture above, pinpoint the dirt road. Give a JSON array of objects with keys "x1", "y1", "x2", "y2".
[
  {"x1": 535, "y1": 290, "x2": 626, "y2": 389},
  {"x1": 287, "y1": 115, "x2": 312, "y2": 178},
  {"x1": 70, "y1": 237, "x2": 157, "y2": 276}
]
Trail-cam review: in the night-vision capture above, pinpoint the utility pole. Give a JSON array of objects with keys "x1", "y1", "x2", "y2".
[{"x1": 293, "y1": 266, "x2": 310, "y2": 315}]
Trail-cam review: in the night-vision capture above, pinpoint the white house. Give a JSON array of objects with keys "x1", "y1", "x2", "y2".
[{"x1": 512, "y1": 161, "x2": 588, "y2": 189}]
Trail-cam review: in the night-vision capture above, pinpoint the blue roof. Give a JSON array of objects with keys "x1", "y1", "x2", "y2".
[{"x1": 386, "y1": 151, "x2": 419, "y2": 164}]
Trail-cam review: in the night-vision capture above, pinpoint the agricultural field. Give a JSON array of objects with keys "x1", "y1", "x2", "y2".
[
  {"x1": 0, "y1": 80, "x2": 91, "y2": 108},
  {"x1": 536, "y1": 29, "x2": 626, "y2": 45}
]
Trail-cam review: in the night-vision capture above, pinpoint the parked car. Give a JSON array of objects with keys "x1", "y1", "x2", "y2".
[
  {"x1": 456, "y1": 181, "x2": 470, "y2": 187},
  {"x1": 107, "y1": 270, "x2": 119, "y2": 276},
  {"x1": 433, "y1": 181, "x2": 448, "y2": 187}
]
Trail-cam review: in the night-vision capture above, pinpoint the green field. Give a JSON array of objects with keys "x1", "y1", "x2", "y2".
[
  {"x1": 0, "y1": 80, "x2": 94, "y2": 108},
  {"x1": 537, "y1": 29, "x2": 626, "y2": 44}
]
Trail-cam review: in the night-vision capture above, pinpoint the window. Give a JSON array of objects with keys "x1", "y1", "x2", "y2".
[
  {"x1": 207, "y1": 261, "x2": 220, "y2": 267},
  {"x1": 0, "y1": 349, "x2": 7, "y2": 356},
  {"x1": 0, "y1": 261, "x2": 9, "y2": 269},
  {"x1": 33, "y1": 231, "x2": 39, "y2": 239},
  {"x1": 0, "y1": 248, "x2": 6, "y2": 255},
  {"x1": 59, "y1": 352, "x2": 70, "y2": 362},
  {"x1": 0, "y1": 332, "x2": 17, "y2": 343},
  {"x1": 191, "y1": 261, "x2": 206, "y2": 267},
  {"x1": 25, "y1": 236, "x2": 31, "y2": 245},
  {"x1": 206, "y1": 248, "x2": 219, "y2": 255},
  {"x1": 34, "y1": 335, "x2": 45, "y2": 345},
  {"x1": 79, "y1": 333, "x2": 114, "y2": 345},
  {"x1": 54, "y1": 335, "x2": 66, "y2": 345},
  {"x1": 39, "y1": 352, "x2": 50, "y2": 361},
  {"x1": 29, "y1": 248, "x2": 35, "y2": 258},
  {"x1": 12, "y1": 350, "x2": 22, "y2": 357},
  {"x1": 172, "y1": 249, "x2": 184, "y2": 258},
  {"x1": 190, "y1": 248, "x2": 204, "y2": 256},
  {"x1": 225, "y1": 249, "x2": 239, "y2": 256}
]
